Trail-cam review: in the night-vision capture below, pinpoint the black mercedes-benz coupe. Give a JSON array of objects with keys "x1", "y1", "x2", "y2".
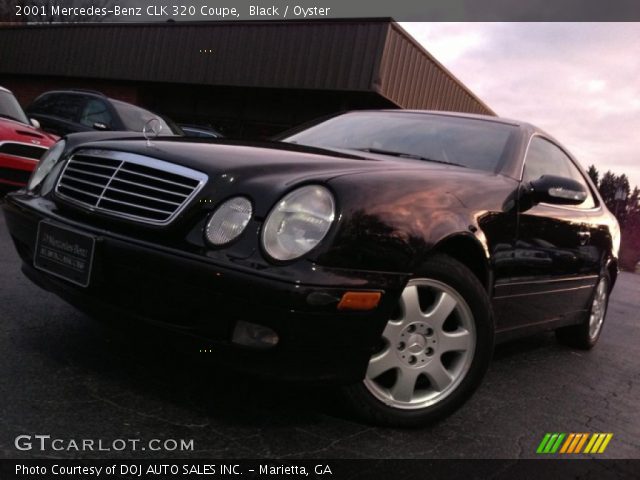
[{"x1": 2, "y1": 110, "x2": 619, "y2": 427}]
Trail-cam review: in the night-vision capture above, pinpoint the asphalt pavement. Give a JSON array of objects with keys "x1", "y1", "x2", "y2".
[{"x1": 1, "y1": 201, "x2": 638, "y2": 459}]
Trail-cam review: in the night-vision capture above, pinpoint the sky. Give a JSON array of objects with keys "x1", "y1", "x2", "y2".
[{"x1": 400, "y1": 23, "x2": 640, "y2": 189}]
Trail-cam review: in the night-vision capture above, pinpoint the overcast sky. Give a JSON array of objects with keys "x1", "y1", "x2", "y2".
[{"x1": 401, "y1": 23, "x2": 640, "y2": 189}]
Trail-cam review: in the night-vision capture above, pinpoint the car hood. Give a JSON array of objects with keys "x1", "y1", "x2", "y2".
[
  {"x1": 62, "y1": 136, "x2": 511, "y2": 219},
  {"x1": 69, "y1": 137, "x2": 475, "y2": 183},
  {"x1": 0, "y1": 117, "x2": 58, "y2": 145}
]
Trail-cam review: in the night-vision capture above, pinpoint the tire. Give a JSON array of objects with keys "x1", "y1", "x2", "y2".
[
  {"x1": 555, "y1": 270, "x2": 610, "y2": 350},
  {"x1": 342, "y1": 254, "x2": 494, "y2": 428}
]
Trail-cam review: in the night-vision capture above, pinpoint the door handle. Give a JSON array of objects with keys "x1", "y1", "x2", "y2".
[{"x1": 578, "y1": 231, "x2": 591, "y2": 245}]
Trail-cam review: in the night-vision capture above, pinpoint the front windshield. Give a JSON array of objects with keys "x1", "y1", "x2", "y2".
[
  {"x1": 112, "y1": 100, "x2": 175, "y2": 135},
  {"x1": 0, "y1": 90, "x2": 29, "y2": 125},
  {"x1": 285, "y1": 112, "x2": 516, "y2": 173}
]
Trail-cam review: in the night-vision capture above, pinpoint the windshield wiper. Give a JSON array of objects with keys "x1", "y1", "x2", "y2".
[{"x1": 353, "y1": 147, "x2": 466, "y2": 167}]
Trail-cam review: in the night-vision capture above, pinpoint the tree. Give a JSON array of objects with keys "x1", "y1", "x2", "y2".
[
  {"x1": 599, "y1": 171, "x2": 617, "y2": 211},
  {"x1": 587, "y1": 164, "x2": 599, "y2": 188},
  {"x1": 594, "y1": 170, "x2": 631, "y2": 226},
  {"x1": 589, "y1": 168, "x2": 639, "y2": 270},
  {"x1": 621, "y1": 187, "x2": 640, "y2": 270},
  {"x1": 615, "y1": 174, "x2": 631, "y2": 226},
  {"x1": 628, "y1": 187, "x2": 640, "y2": 217}
]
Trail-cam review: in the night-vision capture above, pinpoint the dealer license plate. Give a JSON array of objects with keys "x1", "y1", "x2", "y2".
[{"x1": 34, "y1": 221, "x2": 96, "y2": 287}]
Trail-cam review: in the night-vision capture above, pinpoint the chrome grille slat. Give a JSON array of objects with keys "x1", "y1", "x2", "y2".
[
  {"x1": 100, "y1": 196, "x2": 175, "y2": 214},
  {"x1": 65, "y1": 167, "x2": 114, "y2": 180},
  {"x1": 68, "y1": 160, "x2": 119, "y2": 171},
  {"x1": 55, "y1": 149, "x2": 208, "y2": 225},
  {"x1": 108, "y1": 176, "x2": 190, "y2": 198},
  {"x1": 58, "y1": 184, "x2": 101, "y2": 198},
  {"x1": 61, "y1": 175, "x2": 109, "y2": 189},
  {"x1": 105, "y1": 185, "x2": 183, "y2": 206},
  {"x1": 117, "y1": 167, "x2": 197, "y2": 190}
]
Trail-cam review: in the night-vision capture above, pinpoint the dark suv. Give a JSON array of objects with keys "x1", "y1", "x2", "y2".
[{"x1": 26, "y1": 90, "x2": 181, "y2": 137}]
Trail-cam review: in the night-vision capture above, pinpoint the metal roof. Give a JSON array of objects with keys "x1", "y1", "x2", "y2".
[{"x1": 0, "y1": 20, "x2": 494, "y2": 115}]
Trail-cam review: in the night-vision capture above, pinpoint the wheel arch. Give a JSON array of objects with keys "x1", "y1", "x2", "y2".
[{"x1": 431, "y1": 233, "x2": 492, "y2": 293}]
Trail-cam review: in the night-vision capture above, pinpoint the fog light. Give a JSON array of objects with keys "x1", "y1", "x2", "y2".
[{"x1": 232, "y1": 320, "x2": 279, "y2": 349}]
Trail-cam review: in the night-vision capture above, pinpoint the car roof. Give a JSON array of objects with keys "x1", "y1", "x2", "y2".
[
  {"x1": 359, "y1": 109, "x2": 523, "y2": 127},
  {"x1": 351, "y1": 108, "x2": 557, "y2": 137},
  {"x1": 422, "y1": 109, "x2": 564, "y2": 141},
  {"x1": 36, "y1": 89, "x2": 108, "y2": 100},
  {"x1": 0, "y1": 86, "x2": 12, "y2": 94}
]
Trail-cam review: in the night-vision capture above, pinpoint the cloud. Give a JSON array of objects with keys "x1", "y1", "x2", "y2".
[{"x1": 401, "y1": 22, "x2": 640, "y2": 188}]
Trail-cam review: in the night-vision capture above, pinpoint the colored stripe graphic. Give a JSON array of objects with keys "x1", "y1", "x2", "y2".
[
  {"x1": 567, "y1": 434, "x2": 580, "y2": 453},
  {"x1": 560, "y1": 433, "x2": 575, "y2": 453},
  {"x1": 536, "y1": 433, "x2": 552, "y2": 454},
  {"x1": 550, "y1": 433, "x2": 565, "y2": 453},
  {"x1": 537, "y1": 433, "x2": 613, "y2": 454},
  {"x1": 591, "y1": 434, "x2": 607, "y2": 453},
  {"x1": 544, "y1": 433, "x2": 559, "y2": 453},
  {"x1": 584, "y1": 433, "x2": 599, "y2": 453},
  {"x1": 574, "y1": 433, "x2": 589, "y2": 453},
  {"x1": 598, "y1": 434, "x2": 614, "y2": 453},
  {"x1": 536, "y1": 433, "x2": 565, "y2": 454},
  {"x1": 584, "y1": 433, "x2": 614, "y2": 454}
]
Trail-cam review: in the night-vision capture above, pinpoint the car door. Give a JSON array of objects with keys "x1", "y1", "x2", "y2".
[
  {"x1": 28, "y1": 94, "x2": 87, "y2": 136},
  {"x1": 493, "y1": 135, "x2": 598, "y2": 333}
]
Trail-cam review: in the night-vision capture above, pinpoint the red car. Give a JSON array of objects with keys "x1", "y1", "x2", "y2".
[{"x1": 0, "y1": 86, "x2": 57, "y2": 191}]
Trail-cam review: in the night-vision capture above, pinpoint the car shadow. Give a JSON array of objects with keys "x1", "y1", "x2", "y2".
[
  {"x1": 15, "y1": 303, "x2": 561, "y2": 431},
  {"x1": 17, "y1": 308, "x2": 350, "y2": 428},
  {"x1": 492, "y1": 332, "x2": 556, "y2": 360}
]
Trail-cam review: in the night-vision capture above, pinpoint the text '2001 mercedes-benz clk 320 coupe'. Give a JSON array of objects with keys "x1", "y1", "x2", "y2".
[{"x1": 2, "y1": 111, "x2": 619, "y2": 427}]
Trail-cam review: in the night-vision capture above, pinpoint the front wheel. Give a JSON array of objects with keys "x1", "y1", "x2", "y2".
[{"x1": 343, "y1": 255, "x2": 494, "y2": 427}]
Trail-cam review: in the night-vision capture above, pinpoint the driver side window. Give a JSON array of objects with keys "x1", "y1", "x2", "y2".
[
  {"x1": 79, "y1": 99, "x2": 112, "y2": 129},
  {"x1": 523, "y1": 136, "x2": 596, "y2": 209}
]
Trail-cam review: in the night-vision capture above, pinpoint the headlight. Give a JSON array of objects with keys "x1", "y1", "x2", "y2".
[
  {"x1": 27, "y1": 140, "x2": 66, "y2": 192},
  {"x1": 205, "y1": 196, "x2": 252, "y2": 246},
  {"x1": 262, "y1": 185, "x2": 335, "y2": 261}
]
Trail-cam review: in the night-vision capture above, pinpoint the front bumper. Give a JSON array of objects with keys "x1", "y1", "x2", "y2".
[{"x1": 3, "y1": 193, "x2": 408, "y2": 383}]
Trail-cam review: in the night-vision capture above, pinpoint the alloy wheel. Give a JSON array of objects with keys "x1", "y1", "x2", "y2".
[
  {"x1": 589, "y1": 277, "x2": 608, "y2": 340},
  {"x1": 363, "y1": 278, "x2": 476, "y2": 410}
]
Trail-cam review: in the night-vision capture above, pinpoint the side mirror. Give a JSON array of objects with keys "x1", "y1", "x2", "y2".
[
  {"x1": 30, "y1": 118, "x2": 41, "y2": 129},
  {"x1": 93, "y1": 122, "x2": 110, "y2": 131},
  {"x1": 529, "y1": 175, "x2": 588, "y2": 206}
]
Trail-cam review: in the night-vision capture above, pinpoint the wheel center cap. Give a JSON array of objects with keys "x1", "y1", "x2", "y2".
[{"x1": 406, "y1": 333, "x2": 426, "y2": 354}]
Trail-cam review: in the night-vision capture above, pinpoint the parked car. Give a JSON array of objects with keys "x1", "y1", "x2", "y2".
[
  {"x1": 2, "y1": 110, "x2": 619, "y2": 427},
  {"x1": 26, "y1": 90, "x2": 182, "y2": 137},
  {"x1": 0, "y1": 86, "x2": 58, "y2": 191},
  {"x1": 178, "y1": 124, "x2": 223, "y2": 138}
]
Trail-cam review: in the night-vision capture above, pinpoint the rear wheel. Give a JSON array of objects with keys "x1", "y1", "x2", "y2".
[
  {"x1": 556, "y1": 272, "x2": 610, "y2": 350},
  {"x1": 343, "y1": 255, "x2": 494, "y2": 427}
]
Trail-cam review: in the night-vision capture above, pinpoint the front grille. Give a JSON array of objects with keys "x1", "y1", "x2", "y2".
[
  {"x1": 55, "y1": 149, "x2": 207, "y2": 225},
  {"x1": 0, "y1": 141, "x2": 47, "y2": 160}
]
